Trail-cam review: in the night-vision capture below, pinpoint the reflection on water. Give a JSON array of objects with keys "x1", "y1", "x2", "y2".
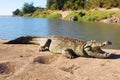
[{"x1": 0, "y1": 16, "x2": 120, "y2": 49}]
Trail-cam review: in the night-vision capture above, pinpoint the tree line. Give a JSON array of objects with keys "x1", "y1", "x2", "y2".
[
  {"x1": 13, "y1": 0, "x2": 120, "y2": 16},
  {"x1": 47, "y1": 0, "x2": 120, "y2": 10}
]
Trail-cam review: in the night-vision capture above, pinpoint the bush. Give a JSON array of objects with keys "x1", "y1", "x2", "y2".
[
  {"x1": 32, "y1": 9, "x2": 49, "y2": 18},
  {"x1": 82, "y1": 15, "x2": 97, "y2": 21},
  {"x1": 23, "y1": 13, "x2": 32, "y2": 17},
  {"x1": 82, "y1": 10, "x2": 115, "y2": 21},
  {"x1": 32, "y1": 10, "x2": 62, "y2": 19},
  {"x1": 47, "y1": 13, "x2": 62, "y2": 19},
  {"x1": 32, "y1": 9, "x2": 44, "y2": 17}
]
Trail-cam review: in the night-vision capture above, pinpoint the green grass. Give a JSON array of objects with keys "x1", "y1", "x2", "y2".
[
  {"x1": 86, "y1": 10, "x2": 113, "y2": 20},
  {"x1": 46, "y1": 13, "x2": 62, "y2": 19},
  {"x1": 31, "y1": 9, "x2": 62, "y2": 19},
  {"x1": 81, "y1": 15, "x2": 97, "y2": 21}
]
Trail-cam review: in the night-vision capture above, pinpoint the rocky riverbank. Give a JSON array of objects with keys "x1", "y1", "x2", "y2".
[{"x1": 14, "y1": 8, "x2": 120, "y2": 24}]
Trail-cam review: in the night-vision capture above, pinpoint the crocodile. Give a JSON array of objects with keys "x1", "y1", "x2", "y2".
[{"x1": 5, "y1": 35, "x2": 112, "y2": 59}]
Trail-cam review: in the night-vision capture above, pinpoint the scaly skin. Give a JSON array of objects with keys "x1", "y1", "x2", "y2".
[{"x1": 5, "y1": 36, "x2": 112, "y2": 59}]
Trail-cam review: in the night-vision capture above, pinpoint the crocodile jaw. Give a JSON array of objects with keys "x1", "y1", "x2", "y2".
[{"x1": 83, "y1": 41, "x2": 112, "y2": 58}]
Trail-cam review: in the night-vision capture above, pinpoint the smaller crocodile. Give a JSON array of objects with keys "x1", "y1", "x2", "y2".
[{"x1": 5, "y1": 36, "x2": 112, "y2": 59}]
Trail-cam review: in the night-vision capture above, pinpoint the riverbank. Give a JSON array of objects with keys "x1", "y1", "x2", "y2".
[
  {"x1": 21, "y1": 8, "x2": 120, "y2": 24},
  {"x1": 0, "y1": 39, "x2": 120, "y2": 80}
]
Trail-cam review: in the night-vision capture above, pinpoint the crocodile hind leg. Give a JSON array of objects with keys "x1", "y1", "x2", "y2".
[
  {"x1": 84, "y1": 47, "x2": 111, "y2": 58},
  {"x1": 61, "y1": 49, "x2": 78, "y2": 59},
  {"x1": 39, "y1": 39, "x2": 51, "y2": 51}
]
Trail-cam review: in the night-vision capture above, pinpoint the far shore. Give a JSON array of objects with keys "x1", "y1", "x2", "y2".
[{"x1": 11, "y1": 8, "x2": 120, "y2": 24}]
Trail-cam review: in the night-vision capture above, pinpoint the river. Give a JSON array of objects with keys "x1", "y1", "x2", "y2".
[{"x1": 0, "y1": 16, "x2": 120, "y2": 49}]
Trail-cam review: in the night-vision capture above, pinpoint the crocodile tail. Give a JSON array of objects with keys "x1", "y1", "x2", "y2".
[{"x1": 4, "y1": 36, "x2": 37, "y2": 44}]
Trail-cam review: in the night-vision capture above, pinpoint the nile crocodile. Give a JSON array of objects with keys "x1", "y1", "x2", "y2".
[{"x1": 5, "y1": 35, "x2": 112, "y2": 59}]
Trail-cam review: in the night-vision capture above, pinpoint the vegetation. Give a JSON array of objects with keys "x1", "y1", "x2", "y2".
[
  {"x1": 12, "y1": 2, "x2": 62, "y2": 19},
  {"x1": 13, "y1": 2, "x2": 36, "y2": 16},
  {"x1": 32, "y1": 9, "x2": 62, "y2": 19},
  {"x1": 67, "y1": 10, "x2": 120, "y2": 21},
  {"x1": 47, "y1": 0, "x2": 120, "y2": 10},
  {"x1": 13, "y1": 9, "x2": 21, "y2": 16},
  {"x1": 12, "y1": 1, "x2": 120, "y2": 22},
  {"x1": 22, "y1": 2, "x2": 36, "y2": 14}
]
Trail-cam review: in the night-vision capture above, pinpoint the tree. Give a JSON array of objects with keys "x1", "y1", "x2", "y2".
[
  {"x1": 87, "y1": 0, "x2": 120, "y2": 9},
  {"x1": 47, "y1": 0, "x2": 65, "y2": 10},
  {"x1": 63, "y1": 1, "x2": 73, "y2": 10},
  {"x1": 46, "y1": 0, "x2": 89, "y2": 10},
  {"x1": 12, "y1": 9, "x2": 21, "y2": 16},
  {"x1": 103, "y1": 0, "x2": 120, "y2": 8},
  {"x1": 22, "y1": 2, "x2": 36, "y2": 14},
  {"x1": 56, "y1": 0, "x2": 65, "y2": 10},
  {"x1": 46, "y1": 0, "x2": 55, "y2": 9},
  {"x1": 50, "y1": 3, "x2": 58, "y2": 10}
]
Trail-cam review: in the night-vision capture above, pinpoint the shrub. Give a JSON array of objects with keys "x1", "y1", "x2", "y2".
[
  {"x1": 23, "y1": 13, "x2": 32, "y2": 17},
  {"x1": 47, "y1": 13, "x2": 62, "y2": 19},
  {"x1": 82, "y1": 15, "x2": 97, "y2": 21}
]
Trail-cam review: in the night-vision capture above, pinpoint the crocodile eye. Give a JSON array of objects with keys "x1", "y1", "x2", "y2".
[{"x1": 105, "y1": 41, "x2": 112, "y2": 45}]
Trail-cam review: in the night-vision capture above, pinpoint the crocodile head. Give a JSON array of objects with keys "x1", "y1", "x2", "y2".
[{"x1": 84, "y1": 40, "x2": 112, "y2": 58}]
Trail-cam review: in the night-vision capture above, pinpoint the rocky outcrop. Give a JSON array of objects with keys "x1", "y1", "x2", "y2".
[
  {"x1": 69, "y1": 16, "x2": 78, "y2": 21},
  {"x1": 101, "y1": 17, "x2": 120, "y2": 24}
]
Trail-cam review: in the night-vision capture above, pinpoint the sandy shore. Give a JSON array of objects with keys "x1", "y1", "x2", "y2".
[{"x1": 0, "y1": 39, "x2": 120, "y2": 80}]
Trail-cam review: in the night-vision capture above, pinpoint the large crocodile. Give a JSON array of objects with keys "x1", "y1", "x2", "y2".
[{"x1": 5, "y1": 35, "x2": 112, "y2": 59}]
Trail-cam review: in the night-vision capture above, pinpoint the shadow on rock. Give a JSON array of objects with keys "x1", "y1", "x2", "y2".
[
  {"x1": 33, "y1": 56, "x2": 50, "y2": 64},
  {"x1": 33, "y1": 55, "x2": 59, "y2": 64}
]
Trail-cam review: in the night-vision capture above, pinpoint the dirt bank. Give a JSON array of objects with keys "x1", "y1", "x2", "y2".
[{"x1": 0, "y1": 40, "x2": 120, "y2": 80}]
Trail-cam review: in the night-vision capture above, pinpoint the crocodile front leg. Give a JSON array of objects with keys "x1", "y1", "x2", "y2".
[
  {"x1": 39, "y1": 39, "x2": 51, "y2": 51},
  {"x1": 61, "y1": 49, "x2": 78, "y2": 59},
  {"x1": 84, "y1": 47, "x2": 111, "y2": 58}
]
